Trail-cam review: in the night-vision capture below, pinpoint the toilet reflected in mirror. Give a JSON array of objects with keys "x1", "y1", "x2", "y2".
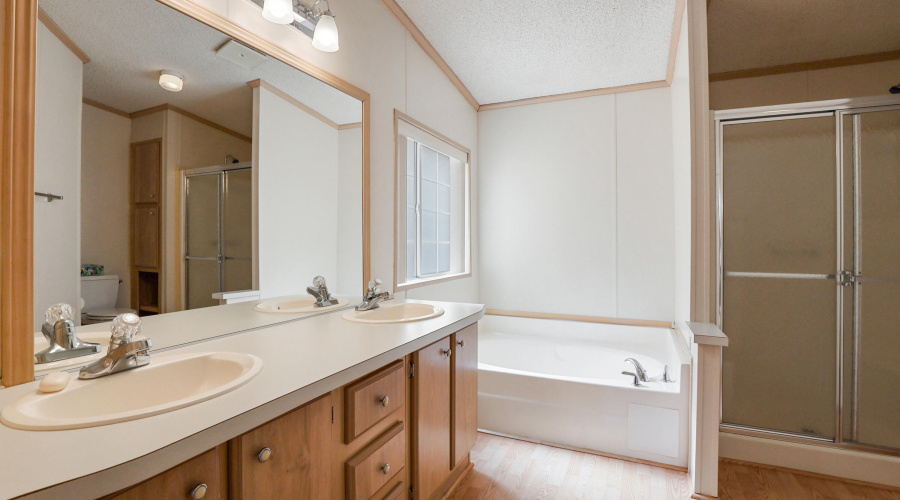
[{"x1": 80, "y1": 275, "x2": 135, "y2": 325}]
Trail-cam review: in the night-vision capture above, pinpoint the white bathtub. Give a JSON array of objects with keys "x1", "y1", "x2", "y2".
[{"x1": 478, "y1": 315, "x2": 691, "y2": 468}]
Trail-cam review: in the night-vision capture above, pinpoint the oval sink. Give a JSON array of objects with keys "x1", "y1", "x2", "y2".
[
  {"x1": 253, "y1": 296, "x2": 344, "y2": 314},
  {"x1": 342, "y1": 302, "x2": 444, "y2": 324},
  {"x1": 1, "y1": 351, "x2": 262, "y2": 431}
]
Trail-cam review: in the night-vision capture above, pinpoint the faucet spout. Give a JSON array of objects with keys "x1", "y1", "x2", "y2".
[{"x1": 624, "y1": 358, "x2": 649, "y2": 382}]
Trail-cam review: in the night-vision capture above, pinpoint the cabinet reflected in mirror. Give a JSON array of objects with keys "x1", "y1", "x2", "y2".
[{"x1": 32, "y1": 0, "x2": 364, "y2": 363}]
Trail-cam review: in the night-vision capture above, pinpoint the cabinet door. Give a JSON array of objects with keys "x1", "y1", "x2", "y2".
[
  {"x1": 452, "y1": 324, "x2": 478, "y2": 467},
  {"x1": 231, "y1": 394, "x2": 332, "y2": 500},
  {"x1": 108, "y1": 446, "x2": 226, "y2": 500},
  {"x1": 132, "y1": 140, "x2": 160, "y2": 204},
  {"x1": 133, "y1": 205, "x2": 159, "y2": 268},
  {"x1": 413, "y1": 337, "x2": 452, "y2": 500}
]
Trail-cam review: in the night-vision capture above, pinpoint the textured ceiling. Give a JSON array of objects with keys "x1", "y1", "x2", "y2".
[
  {"x1": 40, "y1": 0, "x2": 361, "y2": 136},
  {"x1": 394, "y1": 0, "x2": 678, "y2": 105},
  {"x1": 708, "y1": 0, "x2": 900, "y2": 74}
]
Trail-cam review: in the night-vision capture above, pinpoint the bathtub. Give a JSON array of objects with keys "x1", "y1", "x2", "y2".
[{"x1": 478, "y1": 315, "x2": 692, "y2": 468}]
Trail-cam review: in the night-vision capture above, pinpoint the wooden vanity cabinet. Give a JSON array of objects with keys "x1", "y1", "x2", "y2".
[
  {"x1": 227, "y1": 394, "x2": 333, "y2": 500},
  {"x1": 452, "y1": 324, "x2": 478, "y2": 468},
  {"x1": 412, "y1": 337, "x2": 453, "y2": 500},
  {"x1": 105, "y1": 445, "x2": 227, "y2": 500}
]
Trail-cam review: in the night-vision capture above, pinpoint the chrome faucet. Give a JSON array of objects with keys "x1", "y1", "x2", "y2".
[
  {"x1": 356, "y1": 279, "x2": 392, "y2": 311},
  {"x1": 306, "y1": 275, "x2": 338, "y2": 307},
  {"x1": 622, "y1": 358, "x2": 650, "y2": 386},
  {"x1": 79, "y1": 313, "x2": 152, "y2": 379},
  {"x1": 34, "y1": 303, "x2": 102, "y2": 364}
]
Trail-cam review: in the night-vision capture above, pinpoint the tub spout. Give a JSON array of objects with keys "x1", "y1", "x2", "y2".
[{"x1": 624, "y1": 358, "x2": 649, "y2": 382}]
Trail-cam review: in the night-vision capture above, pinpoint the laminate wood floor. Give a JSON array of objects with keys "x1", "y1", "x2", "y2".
[{"x1": 447, "y1": 433, "x2": 900, "y2": 500}]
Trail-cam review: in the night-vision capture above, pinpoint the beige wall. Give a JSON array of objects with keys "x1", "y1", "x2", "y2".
[
  {"x1": 710, "y1": 59, "x2": 900, "y2": 110},
  {"x1": 81, "y1": 105, "x2": 132, "y2": 308},
  {"x1": 179, "y1": 0, "x2": 479, "y2": 303}
]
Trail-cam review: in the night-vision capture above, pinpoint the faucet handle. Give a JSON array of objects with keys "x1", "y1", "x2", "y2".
[
  {"x1": 45, "y1": 303, "x2": 75, "y2": 325},
  {"x1": 110, "y1": 313, "x2": 142, "y2": 348},
  {"x1": 313, "y1": 276, "x2": 327, "y2": 289},
  {"x1": 367, "y1": 279, "x2": 383, "y2": 295}
]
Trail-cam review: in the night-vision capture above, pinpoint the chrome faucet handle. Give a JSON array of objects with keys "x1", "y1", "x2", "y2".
[
  {"x1": 622, "y1": 371, "x2": 644, "y2": 387},
  {"x1": 110, "y1": 313, "x2": 142, "y2": 351},
  {"x1": 313, "y1": 276, "x2": 327, "y2": 289},
  {"x1": 308, "y1": 276, "x2": 337, "y2": 307},
  {"x1": 661, "y1": 364, "x2": 676, "y2": 383},
  {"x1": 45, "y1": 303, "x2": 75, "y2": 325},
  {"x1": 366, "y1": 279, "x2": 383, "y2": 297}
]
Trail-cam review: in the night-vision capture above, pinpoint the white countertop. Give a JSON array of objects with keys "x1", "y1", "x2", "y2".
[{"x1": 0, "y1": 299, "x2": 484, "y2": 500}]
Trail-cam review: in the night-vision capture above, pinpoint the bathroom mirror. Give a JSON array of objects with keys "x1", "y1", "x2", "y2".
[{"x1": 30, "y1": 0, "x2": 366, "y2": 373}]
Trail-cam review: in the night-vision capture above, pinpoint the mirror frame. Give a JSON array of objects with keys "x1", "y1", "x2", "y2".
[{"x1": 0, "y1": 0, "x2": 371, "y2": 386}]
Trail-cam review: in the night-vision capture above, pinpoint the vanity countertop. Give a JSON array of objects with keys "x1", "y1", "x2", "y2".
[{"x1": 0, "y1": 299, "x2": 484, "y2": 500}]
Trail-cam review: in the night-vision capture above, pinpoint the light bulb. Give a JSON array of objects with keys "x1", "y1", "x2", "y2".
[
  {"x1": 312, "y1": 13, "x2": 339, "y2": 52},
  {"x1": 159, "y1": 71, "x2": 184, "y2": 92},
  {"x1": 262, "y1": 0, "x2": 294, "y2": 24}
]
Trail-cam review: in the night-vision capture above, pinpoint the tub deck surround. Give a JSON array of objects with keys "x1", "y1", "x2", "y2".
[{"x1": 0, "y1": 299, "x2": 484, "y2": 500}]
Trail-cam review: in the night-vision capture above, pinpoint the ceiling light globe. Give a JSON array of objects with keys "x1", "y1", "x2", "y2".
[
  {"x1": 158, "y1": 71, "x2": 184, "y2": 92},
  {"x1": 312, "y1": 13, "x2": 339, "y2": 52},
  {"x1": 262, "y1": 0, "x2": 294, "y2": 24}
]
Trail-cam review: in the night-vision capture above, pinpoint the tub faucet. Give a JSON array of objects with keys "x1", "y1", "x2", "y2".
[
  {"x1": 624, "y1": 358, "x2": 649, "y2": 383},
  {"x1": 356, "y1": 279, "x2": 392, "y2": 311},
  {"x1": 79, "y1": 313, "x2": 152, "y2": 379},
  {"x1": 34, "y1": 303, "x2": 102, "y2": 364},
  {"x1": 306, "y1": 276, "x2": 338, "y2": 307}
]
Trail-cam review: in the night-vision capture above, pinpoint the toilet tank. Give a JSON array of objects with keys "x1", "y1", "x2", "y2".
[{"x1": 81, "y1": 275, "x2": 120, "y2": 312}]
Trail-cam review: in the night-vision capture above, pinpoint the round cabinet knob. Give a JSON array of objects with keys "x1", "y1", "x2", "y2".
[
  {"x1": 457, "y1": 340, "x2": 465, "y2": 348},
  {"x1": 257, "y1": 447, "x2": 272, "y2": 463},
  {"x1": 190, "y1": 483, "x2": 208, "y2": 500},
  {"x1": 441, "y1": 348, "x2": 452, "y2": 358},
  {"x1": 150, "y1": 193, "x2": 155, "y2": 198},
  {"x1": 380, "y1": 395, "x2": 390, "y2": 407},
  {"x1": 381, "y1": 463, "x2": 391, "y2": 475}
]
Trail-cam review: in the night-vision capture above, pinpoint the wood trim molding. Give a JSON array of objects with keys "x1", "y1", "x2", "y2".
[
  {"x1": 1, "y1": 0, "x2": 37, "y2": 387},
  {"x1": 129, "y1": 103, "x2": 251, "y2": 142},
  {"x1": 82, "y1": 98, "x2": 130, "y2": 119},
  {"x1": 338, "y1": 122, "x2": 362, "y2": 130},
  {"x1": 247, "y1": 78, "x2": 341, "y2": 130},
  {"x1": 477, "y1": 80, "x2": 670, "y2": 111},
  {"x1": 484, "y1": 309, "x2": 674, "y2": 329},
  {"x1": 709, "y1": 50, "x2": 900, "y2": 83},
  {"x1": 394, "y1": 110, "x2": 472, "y2": 160},
  {"x1": 378, "y1": 0, "x2": 480, "y2": 111},
  {"x1": 719, "y1": 458, "x2": 900, "y2": 494},
  {"x1": 666, "y1": 0, "x2": 686, "y2": 84},
  {"x1": 37, "y1": 8, "x2": 89, "y2": 64}
]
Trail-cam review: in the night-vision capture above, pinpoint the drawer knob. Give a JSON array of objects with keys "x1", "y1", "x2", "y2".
[
  {"x1": 457, "y1": 340, "x2": 465, "y2": 348},
  {"x1": 380, "y1": 395, "x2": 390, "y2": 407},
  {"x1": 190, "y1": 483, "x2": 208, "y2": 499},
  {"x1": 381, "y1": 463, "x2": 391, "y2": 475},
  {"x1": 257, "y1": 447, "x2": 272, "y2": 463},
  {"x1": 441, "y1": 348, "x2": 452, "y2": 358}
]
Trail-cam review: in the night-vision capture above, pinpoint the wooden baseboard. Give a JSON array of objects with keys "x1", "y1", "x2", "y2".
[
  {"x1": 691, "y1": 493, "x2": 718, "y2": 500},
  {"x1": 478, "y1": 429, "x2": 688, "y2": 473},
  {"x1": 440, "y1": 460, "x2": 474, "y2": 500},
  {"x1": 720, "y1": 457, "x2": 900, "y2": 493}
]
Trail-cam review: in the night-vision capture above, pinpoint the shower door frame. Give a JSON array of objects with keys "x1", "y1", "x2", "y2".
[
  {"x1": 715, "y1": 95, "x2": 900, "y2": 458},
  {"x1": 181, "y1": 162, "x2": 253, "y2": 310}
]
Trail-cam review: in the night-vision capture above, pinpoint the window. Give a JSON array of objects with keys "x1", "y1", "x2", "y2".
[{"x1": 396, "y1": 112, "x2": 470, "y2": 290}]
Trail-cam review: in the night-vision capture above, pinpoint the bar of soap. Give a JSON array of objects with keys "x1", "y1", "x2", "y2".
[{"x1": 39, "y1": 372, "x2": 70, "y2": 393}]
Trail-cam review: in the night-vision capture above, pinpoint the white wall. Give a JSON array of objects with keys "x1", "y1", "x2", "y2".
[
  {"x1": 478, "y1": 80, "x2": 691, "y2": 322},
  {"x1": 710, "y1": 59, "x2": 900, "y2": 110},
  {"x1": 81, "y1": 105, "x2": 132, "y2": 309},
  {"x1": 255, "y1": 85, "x2": 340, "y2": 298},
  {"x1": 179, "y1": 0, "x2": 479, "y2": 302},
  {"x1": 337, "y1": 127, "x2": 363, "y2": 294},
  {"x1": 671, "y1": 13, "x2": 692, "y2": 322},
  {"x1": 34, "y1": 22, "x2": 83, "y2": 330}
]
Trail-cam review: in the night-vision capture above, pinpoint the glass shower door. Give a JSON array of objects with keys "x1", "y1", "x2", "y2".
[
  {"x1": 720, "y1": 115, "x2": 839, "y2": 439},
  {"x1": 843, "y1": 108, "x2": 900, "y2": 449}
]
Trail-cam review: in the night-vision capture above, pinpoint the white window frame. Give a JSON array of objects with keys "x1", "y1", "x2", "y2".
[{"x1": 394, "y1": 111, "x2": 471, "y2": 291}]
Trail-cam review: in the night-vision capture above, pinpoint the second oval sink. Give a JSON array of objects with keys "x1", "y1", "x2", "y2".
[
  {"x1": 342, "y1": 302, "x2": 444, "y2": 324},
  {"x1": 1, "y1": 351, "x2": 262, "y2": 431}
]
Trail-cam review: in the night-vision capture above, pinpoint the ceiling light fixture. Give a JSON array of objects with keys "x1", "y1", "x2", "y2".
[
  {"x1": 259, "y1": 0, "x2": 340, "y2": 53},
  {"x1": 158, "y1": 70, "x2": 184, "y2": 92}
]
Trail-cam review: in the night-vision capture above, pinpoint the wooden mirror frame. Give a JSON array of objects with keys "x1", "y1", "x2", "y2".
[{"x1": 0, "y1": 0, "x2": 371, "y2": 387}]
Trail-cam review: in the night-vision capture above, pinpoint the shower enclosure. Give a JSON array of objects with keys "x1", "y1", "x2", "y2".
[
  {"x1": 183, "y1": 164, "x2": 253, "y2": 310},
  {"x1": 716, "y1": 96, "x2": 900, "y2": 455}
]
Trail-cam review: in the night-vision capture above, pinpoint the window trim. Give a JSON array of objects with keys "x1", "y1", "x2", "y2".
[{"x1": 394, "y1": 110, "x2": 472, "y2": 292}]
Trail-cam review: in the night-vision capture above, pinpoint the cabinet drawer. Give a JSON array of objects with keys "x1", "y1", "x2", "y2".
[
  {"x1": 345, "y1": 360, "x2": 405, "y2": 443},
  {"x1": 107, "y1": 446, "x2": 224, "y2": 500},
  {"x1": 346, "y1": 421, "x2": 406, "y2": 500}
]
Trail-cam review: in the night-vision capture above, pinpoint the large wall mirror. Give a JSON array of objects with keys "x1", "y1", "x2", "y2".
[{"x1": 27, "y1": 0, "x2": 368, "y2": 377}]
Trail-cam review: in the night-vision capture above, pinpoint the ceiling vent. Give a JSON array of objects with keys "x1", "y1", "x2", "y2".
[{"x1": 215, "y1": 39, "x2": 269, "y2": 70}]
